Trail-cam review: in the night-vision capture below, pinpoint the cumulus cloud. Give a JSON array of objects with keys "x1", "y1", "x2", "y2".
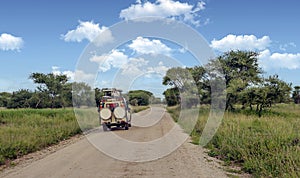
[
  {"x1": 73, "y1": 70, "x2": 95, "y2": 83},
  {"x1": 51, "y1": 66, "x2": 94, "y2": 84},
  {"x1": 211, "y1": 34, "x2": 300, "y2": 71},
  {"x1": 128, "y1": 36, "x2": 172, "y2": 55},
  {"x1": 90, "y1": 47, "x2": 169, "y2": 78},
  {"x1": 61, "y1": 20, "x2": 113, "y2": 45},
  {"x1": 121, "y1": 57, "x2": 149, "y2": 76},
  {"x1": 147, "y1": 61, "x2": 169, "y2": 76},
  {"x1": 0, "y1": 33, "x2": 24, "y2": 51},
  {"x1": 259, "y1": 49, "x2": 300, "y2": 70},
  {"x1": 119, "y1": 0, "x2": 206, "y2": 26},
  {"x1": 52, "y1": 66, "x2": 75, "y2": 79},
  {"x1": 90, "y1": 50, "x2": 129, "y2": 72},
  {"x1": 210, "y1": 34, "x2": 271, "y2": 52}
]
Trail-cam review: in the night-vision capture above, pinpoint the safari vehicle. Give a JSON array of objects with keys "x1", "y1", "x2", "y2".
[{"x1": 98, "y1": 88, "x2": 131, "y2": 131}]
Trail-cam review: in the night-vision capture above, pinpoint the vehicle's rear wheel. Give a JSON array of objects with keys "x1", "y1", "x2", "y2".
[
  {"x1": 124, "y1": 124, "x2": 129, "y2": 130},
  {"x1": 103, "y1": 124, "x2": 108, "y2": 131}
]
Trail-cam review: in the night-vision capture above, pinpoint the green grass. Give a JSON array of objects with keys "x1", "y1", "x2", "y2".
[
  {"x1": 167, "y1": 104, "x2": 300, "y2": 177},
  {"x1": 130, "y1": 105, "x2": 150, "y2": 113},
  {"x1": 0, "y1": 108, "x2": 92, "y2": 166}
]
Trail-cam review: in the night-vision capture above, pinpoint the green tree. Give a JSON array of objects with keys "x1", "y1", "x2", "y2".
[
  {"x1": 128, "y1": 90, "x2": 153, "y2": 106},
  {"x1": 60, "y1": 83, "x2": 73, "y2": 108},
  {"x1": 264, "y1": 74, "x2": 291, "y2": 105},
  {"x1": 163, "y1": 88, "x2": 180, "y2": 106},
  {"x1": 30, "y1": 73, "x2": 68, "y2": 108},
  {"x1": 163, "y1": 67, "x2": 195, "y2": 92},
  {"x1": 241, "y1": 75, "x2": 291, "y2": 117},
  {"x1": 163, "y1": 67, "x2": 199, "y2": 107},
  {"x1": 94, "y1": 87, "x2": 104, "y2": 108},
  {"x1": 0, "y1": 92, "x2": 12, "y2": 107},
  {"x1": 28, "y1": 91, "x2": 51, "y2": 108},
  {"x1": 292, "y1": 86, "x2": 300, "y2": 104},
  {"x1": 7, "y1": 89, "x2": 33, "y2": 108},
  {"x1": 187, "y1": 66, "x2": 211, "y2": 104},
  {"x1": 208, "y1": 50, "x2": 262, "y2": 110}
]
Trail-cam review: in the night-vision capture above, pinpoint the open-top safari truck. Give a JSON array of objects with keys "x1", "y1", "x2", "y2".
[{"x1": 98, "y1": 88, "x2": 131, "y2": 131}]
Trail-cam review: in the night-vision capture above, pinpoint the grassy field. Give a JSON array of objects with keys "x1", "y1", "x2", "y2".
[
  {"x1": 0, "y1": 108, "x2": 85, "y2": 166},
  {"x1": 167, "y1": 104, "x2": 300, "y2": 177}
]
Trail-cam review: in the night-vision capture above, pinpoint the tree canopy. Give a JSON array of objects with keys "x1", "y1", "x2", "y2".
[
  {"x1": 162, "y1": 50, "x2": 292, "y2": 116},
  {"x1": 128, "y1": 90, "x2": 153, "y2": 106}
]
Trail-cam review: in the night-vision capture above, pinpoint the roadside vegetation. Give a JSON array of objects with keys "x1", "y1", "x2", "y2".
[
  {"x1": 164, "y1": 50, "x2": 300, "y2": 177},
  {"x1": 0, "y1": 109, "x2": 81, "y2": 166},
  {"x1": 130, "y1": 105, "x2": 150, "y2": 113},
  {"x1": 167, "y1": 104, "x2": 300, "y2": 177}
]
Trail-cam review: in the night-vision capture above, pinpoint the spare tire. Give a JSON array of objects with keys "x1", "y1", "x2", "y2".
[
  {"x1": 114, "y1": 107, "x2": 126, "y2": 119},
  {"x1": 100, "y1": 108, "x2": 111, "y2": 120}
]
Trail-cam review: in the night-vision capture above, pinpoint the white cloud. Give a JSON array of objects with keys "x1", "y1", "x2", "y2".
[
  {"x1": 119, "y1": 0, "x2": 206, "y2": 26},
  {"x1": 279, "y1": 42, "x2": 296, "y2": 51},
  {"x1": 0, "y1": 33, "x2": 24, "y2": 51},
  {"x1": 61, "y1": 20, "x2": 113, "y2": 45},
  {"x1": 146, "y1": 61, "x2": 169, "y2": 77},
  {"x1": 210, "y1": 34, "x2": 271, "y2": 52},
  {"x1": 121, "y1": 57, "x2": 149, "y2": 76},
  {"x1": 52, "y1": 66, "x2": 75, "y2": 80},
  {"x1": 73, "y1": 70, "x2": 94, "y2": 83},
  {"x1": 51, "y1": 66, "x2": 94, "y2": 83},
  {"x1": 259, "y1": 49, "x2": 300, "y2": 70},
  {"x1": 90, "y1": 50, "x2": 129, "y2": 72},
  {"x1": 211, "y1": 34, "x2": 300, "y2": 71},
  {"x1": 128, "y1": 36, "x2": 172, "y2": 55}
]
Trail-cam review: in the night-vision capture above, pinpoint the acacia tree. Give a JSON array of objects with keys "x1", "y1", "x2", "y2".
[
  {"x1": 163, "y1": 67, "x2": 199, "y2": 107},
  {"x1": 30, "y1": 73, "x2": 68, "y2": 108},
  {"x1": 212, "y1": 50, "x2": 262, "y2": 111},
  {"x1": 247, "y1": 75, "x2": 291, "y2": 117},
  {"x1": 163, "y1": 50, "x2": 292, "y2": 116}
]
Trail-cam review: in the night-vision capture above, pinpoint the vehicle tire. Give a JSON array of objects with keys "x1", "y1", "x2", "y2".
[
  {"x1": 125, "y1": 124, "x2": 129, "y2": 130},
  {"x1": 103, "y1": 124, "x2": 108, "y2": 131}
]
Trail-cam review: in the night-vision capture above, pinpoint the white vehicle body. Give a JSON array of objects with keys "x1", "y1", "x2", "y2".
[{"x1": 98, "y1": 88, "x2": 131, "y2": 131}]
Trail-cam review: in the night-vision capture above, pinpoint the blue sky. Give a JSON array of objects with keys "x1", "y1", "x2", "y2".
[{"x1": 1, "y1": 0, "x2": 300, "y2": 97}]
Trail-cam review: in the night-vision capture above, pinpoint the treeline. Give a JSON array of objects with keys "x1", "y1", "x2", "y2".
[
  {"x1": 163, "y1": 50, "x2": 300, "y2": 116},
  {"x1": 0, "y1": 72, "x2": 159, "y2": 109},
  {"x1": 0, "y1": 73, "x2": 96, "y2": 109}
]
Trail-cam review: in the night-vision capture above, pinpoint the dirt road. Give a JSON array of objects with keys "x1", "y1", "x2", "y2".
[{"x1": 1, "y1": 106, "x2": 228, "y2": 178}]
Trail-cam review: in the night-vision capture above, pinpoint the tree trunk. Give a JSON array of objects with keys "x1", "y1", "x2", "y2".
[
  {"x1": 35, "y1": 99, "x2": 41, "y2": 108},
  {"x1": 258, "y1": 104, "x2": 263, "y2": 117}
]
